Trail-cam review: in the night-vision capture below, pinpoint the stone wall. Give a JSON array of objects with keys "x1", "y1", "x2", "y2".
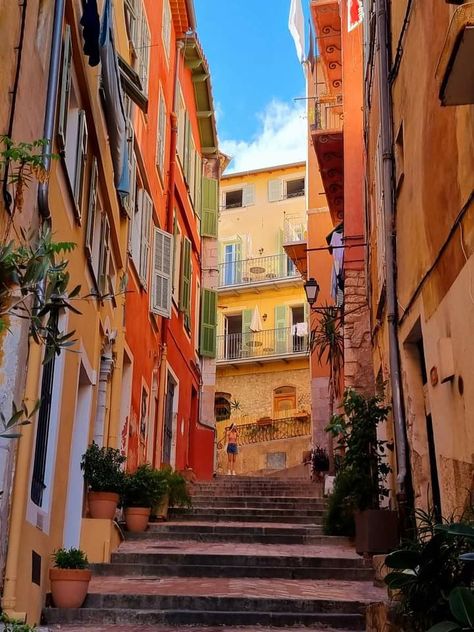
[{"x1": 343, "y1": 269, "x2": 374, "y2": 394}]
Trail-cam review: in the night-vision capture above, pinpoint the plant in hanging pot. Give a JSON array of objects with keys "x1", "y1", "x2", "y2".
[
  {"x1": 123, "y1": 463, "x2": 168, "y2": 532},
  {"x1": 49, "y1": 547, "x2": 91, "y2": 608},
  {"x1": 80, "y1": 442, "x2": 126, "y2": 520},
  {"x1": 324, "y1": 388, "x2": 398, "y2": 554}
]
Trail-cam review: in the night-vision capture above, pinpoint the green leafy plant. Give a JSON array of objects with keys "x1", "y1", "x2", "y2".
[
  {"x1": 80, "y1": 442, "x2": 126, "y2": 494},
  {"x1": 312, "y1": 446, "x2": 330, "y2": 473},
  {"x1": 0, "y1": 613, "x2": 36, "y2": 631},
  {"x1": 384, "y1": 513, "x2": 474, "y2": 631},
  {"x1": 123, "y1": 464, "x2": 168, "y2": 508},
  {"x1": 323, "y1": 388, "x2": 392, "y2": 535},
  {"x1": 0, "y1": 400, "x2": 40, "y2": 439},
  {"x1": 52, "y1": 547, "x2": 88, "y2": 569},
  {"x1": 167, "y1": 469, "x2": 191, "y2": 508}
]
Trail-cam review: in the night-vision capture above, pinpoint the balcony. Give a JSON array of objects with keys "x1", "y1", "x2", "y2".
[
  {"x1": 221, "y1": 414, "x2": 311, "y2": 448},
  {"x1": 218, "y1": 254, "x2": 302, "y2": 294},
  {"x1": 216, "y1": 326, "x2": 309, "y2": 365},
  {"x1": 310, "y1": 0, "x2": 342, "y2": 96},
  {"x1": 282, "y1": 216, "x2": 308, "y2": 277},
  {"x1": 436, "y1": 4, "x2": 474, "y2": 106},
  {"x1": 310, "y1": 97, "x2": 344, "y2": 222}
]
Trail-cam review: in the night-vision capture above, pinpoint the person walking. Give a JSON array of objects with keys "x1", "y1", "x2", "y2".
[{"x1": 225, "y1": 423, "x2": 238, "y2": 476}]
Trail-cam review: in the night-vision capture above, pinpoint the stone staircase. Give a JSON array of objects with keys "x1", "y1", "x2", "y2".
[{"x1": 44, "y1": 476, "x2": 384, "y2": 630}]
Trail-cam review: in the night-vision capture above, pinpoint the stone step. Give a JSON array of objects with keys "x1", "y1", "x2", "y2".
[
  {"x1": 190, "y1": 496, "x2": 326, "y2": 508},
  {"x1": 44, "y1": 607, "x2": 365, "y2": 628},
  {"x1": 168, "y1": 512, "x2": 322, "y2": 525},
  {"x1": 173, "y1": 506, "x2": 324, "y2": 516},
  {"x1": 125, "y1": 532, "x2": 335, "y2": 545},
  {"x1": 46, "y1": 625, "x2": 359, "y2": 632},
  {"x1": 147, "y1": 522, "x2": 320, "y2": 535}
]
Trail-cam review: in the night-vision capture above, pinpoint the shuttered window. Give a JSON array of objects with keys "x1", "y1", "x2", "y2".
[
  {"x1": 139, "y1": 191, "x2": 153, "y2": 287},
  {"x1": 151, "y1": 227, "x2": 173, "y2": 318},
  {"x1": 268, "y1": 178, "x2": 282, "y2": 202},
  {"x1": 57, "y1": 25, "x2": 72, "y2": 150},
  {"x1": 179, "y1": 237, "x2": 191, "y2": 314},
  {"x1": 156, "y1": 90, "x2": 166, "y2": 176},
  {"x1": 162, "y1": 0, "x2": 172, "y2": 59},
  {"x1": 242, "y1": 184, "x2": 255, "y2": 207},
  {"x1": 194, "y1": 152, "x2": 202, "y2": 218},
  {"x1": 73, "y1": 110, "x2": 88, "y2": 219},
  {"x1": 85, "y1": 158, "x2": 98, "y2": 259},
  {"x1": 201, "y1": 177, "x2": 218, "y2": 238},
  {"x1": 138, "y1": 7, "x2": 150, "y2": 94},
  {"x1": 275, "y1": 305, "x2": 289, "y2": 354},
  {"x1": 123, "y1": 145, "x2": 137, "y2": 219},
  {"x1": 98, "y1": 215, "x2": 110, "y2": 295},
  {"x1": 183, "y1": 114, "x2": 190, "y2": 182},
  {"x1": 200, "y1": 289, "x2": 217, "y2": 358}
]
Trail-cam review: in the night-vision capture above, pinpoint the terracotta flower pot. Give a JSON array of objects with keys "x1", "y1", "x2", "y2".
[
  {"x1": 88, "y1": 491, "x2": 119, "y2": 519},
  {"x1": 152, "y1": 493, "x2": 170, "y2": 521},
  {"x1": 355, "y1": 509, "x2": 399, "y2": 555},
  {"x1": 49, "y1": 568, "x2": 91, "y2": 608},
  {"x1": 124, "y1": 506, "x2": 151, "y2": 532}
]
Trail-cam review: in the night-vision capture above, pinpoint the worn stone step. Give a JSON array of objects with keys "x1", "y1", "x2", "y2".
[
  {"x1": 47, "y1": 625, "x2": 359, "y2": 631},
  {"x1": 125, "y1": 532, "x2": 333, "y2": 545},
  {"x1": 190, "y1": 496, "x2": 326, "y2": 508},
  {"x1": 43, "y1": 607, "x2": 365, "y2": 628},
  {"x1": 146, "y1": 523, "x2": 319, "y2": 535},
  {"x1": 168, "y1": 513, "x2": 322, "y2": 525},
  {"x1": 173, "y1": 506, "x2": 324, "y2": 516},
  {"x1": 91, "y1": 562, "x2": 372, "y2": 581}
]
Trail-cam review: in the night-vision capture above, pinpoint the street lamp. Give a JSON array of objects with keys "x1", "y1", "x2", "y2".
[{"x1": 304, "y1": 277, "x2": 320, "y2": 307}]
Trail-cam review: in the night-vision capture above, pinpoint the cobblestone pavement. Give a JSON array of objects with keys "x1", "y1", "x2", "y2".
[
  {"x1": 118, "y1": 538, "x2": 358, "y2": 559},
  {"x1": 87, "y1": 575, "x2": 385, "y2": 602}
]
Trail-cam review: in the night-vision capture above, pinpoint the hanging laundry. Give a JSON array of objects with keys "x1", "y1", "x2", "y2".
[{"x1": 80, "y1": 0, "x2": 100, "y2": 67}]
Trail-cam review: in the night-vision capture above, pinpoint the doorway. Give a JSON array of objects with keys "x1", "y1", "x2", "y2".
[
  {"x1": 64, "y1": 363, "x2": 93, "y2": 548},
  {"x1": 162, "y1": 372, "x2": 177, "y2": 466},
  {"x1": 225, "y1": 313, "x2": 243, "y2": 359},
  {"x1": 291, "y1": 305, "x2": 306, "y2": 352}
]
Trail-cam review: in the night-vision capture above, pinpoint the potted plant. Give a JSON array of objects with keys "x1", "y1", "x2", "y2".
[
  {"x1": 49, "y1": 547, "x2": 91, "y2": 608},
  {"x1": 123, "y1": 463, "x2": 168, "y2": 532},
  {"x1": 168, "y1": 469, "x2": 192, "y2": 509},
  {"x1": 324, "y1": 388, "x2": 398, "y2": 554},
  {"x1": 312, "y1": 446, "x2": 330, "y2": 474},
  {"x1": 80, "y1": 442, "x2": 126, "y2": 520}
]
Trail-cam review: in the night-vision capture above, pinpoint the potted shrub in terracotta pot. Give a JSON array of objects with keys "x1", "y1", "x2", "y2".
[
  {"x1": 49, "y1": 547, "x2": 91, "y2": 608},
  {"x1": 123, "y1": 463, "x2": 168, "y2": 532},
  {"x1": 324, "y1": 389, "x2": 399, "y2": 553},
  {"x1": 80, "y1": 442, "x2": 126, "y2": 519}
]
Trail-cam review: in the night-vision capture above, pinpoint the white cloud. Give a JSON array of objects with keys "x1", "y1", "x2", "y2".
[{"x1": 220, "y1": 99, "x2": 307, "y2": 174}]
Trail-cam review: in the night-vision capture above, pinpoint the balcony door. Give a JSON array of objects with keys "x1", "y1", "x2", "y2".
[
  {"x1": 223, "y1": 241, "x2": 241, "y2": 286},
  {"x1": 225, "y1": 313, "x2": 243, "y2": 359},
  {"x1": 291, "y1": 305, "x2": 307, "y2": 352}
]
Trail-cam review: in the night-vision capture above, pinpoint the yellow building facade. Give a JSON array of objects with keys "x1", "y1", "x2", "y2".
[
  {"x1": 0, "y1": 0, "x2": 133, "y2": 623},
  {"x1": 215, "y1": 162, "x2": 312, "y2": 475}
]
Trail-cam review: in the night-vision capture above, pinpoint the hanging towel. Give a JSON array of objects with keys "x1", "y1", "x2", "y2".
[
  {"x1": 296, "y1": 322, "x2": 308, "y2": 337},
  {"x1": 81, "y1": 0, "x2": 100, "y2": 67}
]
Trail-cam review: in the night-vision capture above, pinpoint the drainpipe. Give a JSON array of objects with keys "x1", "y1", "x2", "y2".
[
  {"x1": 37, "y1": 0, "x2": 66, "y2": 223},
  {"x1": 154, "y1": 40, "x2": 184, "y2": 467},
  {"x1": 375, "y1": 0, "x2": 408, "y2": 495},
  {"x1": 93, "y1": 343, "x2": 115, "y2": 446}
]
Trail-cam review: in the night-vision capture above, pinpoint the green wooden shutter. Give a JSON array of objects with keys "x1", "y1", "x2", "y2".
[
  {"x1": 275, "y1": 305, "x2": 288, "y2": 354},
  {"x1": 179, "y1": 236, "x2": 191, "y2": 314},
  {"x1": 73, "y1": 110, "x2": 88, "y2": 219},
  {"x1": 151, "y1": 227, "x2": 173, "y2": 318},
  {"x1": 194, "y1": 152, "x2": 202, "y2": 218},
  {"x1": 201, "y1": 177, "x2": 218, "y2": 237},
  {"x1": 200, "y1": 288, "x2": 217, "y2": 357},
  {"x1": 242, "y1": 308, "x2": 253, "y2": 351},
  {"x1": 57, "y1": 25, "x2": 72, "y2": 150},
  {"x1": 85, "y1": 157, "x2": 98, "y2": 258}
]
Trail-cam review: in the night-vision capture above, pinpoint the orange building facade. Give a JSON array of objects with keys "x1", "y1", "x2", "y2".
[{"x1": 121, "y1": 0, "x2": 220, "y2": 479}]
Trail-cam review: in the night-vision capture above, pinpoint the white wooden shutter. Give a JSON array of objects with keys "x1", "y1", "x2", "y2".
[
  {"x1": 268, "y1": 178, "x2": 282, "y2": 202},
  {"x1": 157, "y1": 92, "x2": 166, "y2": 175},
  {"x1": 58, "y1": 25, "x2": 72, "y2": 149},
  {"x1": 139, "y1": 191, "x2": 153, "y2": 287},
  {"x1": 85, "y1": 157, "x2": 98, "y2": 258},
  {"x1": 124, "y1": 145, "x2": 136, "y2": 219},
  {"x1": 73, "y1": 110, "x2": 88, "y2": 219},
  {"x1": 130, "y1": 188, "x2": 143, "y2": 265},
  {"x1": 151, "y1": 227, "x2": 173, "y2": 318},
  {"x1": 162, "y1": 0, "x2": 171, "y2": 57},
  {"x1": 138, "y1": 9, "x2": 150, "y2": 93},
  {"x1": 243, "y1": 184, "x2": 255, "y2": 207}
]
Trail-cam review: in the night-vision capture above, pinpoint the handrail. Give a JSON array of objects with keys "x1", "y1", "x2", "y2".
[
  {"x1": 216, "y1": 326, "x2": 309, "y2": 361},
  {"x1": 218, "y1": 253, "x2": 300, "y2": 287}
]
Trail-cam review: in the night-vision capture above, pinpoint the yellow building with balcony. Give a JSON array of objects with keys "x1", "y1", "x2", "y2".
[{"x1": 215, "y1": 162, "x2": 312, "y2": 476}]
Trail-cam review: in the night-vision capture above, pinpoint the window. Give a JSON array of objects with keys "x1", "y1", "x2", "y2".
[
  {"x1": 176, "y1": 87, "x2": 186, "y2": 164},
  {"x1": 126, "y1": 0, "x2": 150, "y2": 94},
  {"x1": 130, "y1": 181, "x2": 153, "y2": 287},
  {"x1": 179, "y1": 237, "x2": 192, "y2": 315},
  {"x1": 285, "y1": 177, "x2": 305, "y2": 198},
  {"x1": 85, "y1": 158, "x2": 109, "y2": 291},
  {"x1": 162, "y1": 0, "x2": 172, "y2": 60},
  {"x1": 395, "y1": 122, "x2": 404, "y2": 194},
  {"x1": 57, "y1": 26, "x2": 88, "y2": 220},
  {"x1": 215, "y1": 394, "x2": 231, "y2": 421},
  {"x1": 194, "y1": 279, "x2": 200, "y2": 353},
  {"x1": 172, "y1": 214, "x2": 182, "y2": 304},
  {"x1": 273, "y1": 386, "x2": 296, "y2": 418},
  {"x1": 201, "y1": 177, "x2": 218, "y2": 237},
  {"x1": 224, "y1": 189, "x2": 243, "y2": 209},
  {"x1": 122, "y1": 103, "x2": 136, "y2": 219},
  {"x1": 156, "y1": 89, "x2": 166, "y2": 177},
  {"x1": 151, "y1": 227, "x2": 173, "y2": 318}
]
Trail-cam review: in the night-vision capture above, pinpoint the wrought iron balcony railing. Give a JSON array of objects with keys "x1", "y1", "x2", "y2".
[
  {"x1": 309, "y1": 96, "x2": 343, "y2": 131},
  {"x1": 218, "y1": 414, "x2": 311, "y2": 448},
  {"x1": 218, "y1": 254, "x2": 299, "y2": 288},
  {"x1": 216, "y1": 326, "x2": 309, "y2": 362}
]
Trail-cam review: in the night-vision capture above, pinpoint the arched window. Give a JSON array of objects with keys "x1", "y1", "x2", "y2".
[{"x1": 273, "y1": 386, "x2": 296, "y2": 418}]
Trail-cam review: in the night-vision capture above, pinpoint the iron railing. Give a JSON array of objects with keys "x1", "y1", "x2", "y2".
[
  {"x1": 219, "y1": 414, "x2": 311, "y2": 447},
  {"x1": 310, "y1": 96, "x2": 343, "y2": 131},
  {"x1": 216, "y1": 326, "x2": 309, "y2": 362},
  {"x1": 218, "y1": 253, "x2": 299, "y2": 287}
]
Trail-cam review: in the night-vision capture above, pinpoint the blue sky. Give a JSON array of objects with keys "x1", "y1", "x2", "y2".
[{"x1": 194, "y1": 0, "x2": 309, "y2": 172}]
